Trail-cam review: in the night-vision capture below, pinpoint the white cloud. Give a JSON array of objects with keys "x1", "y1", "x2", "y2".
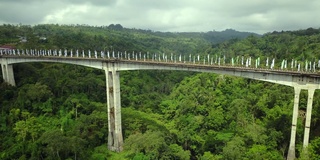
[
  {"x1": 0, "y1": 0, "x2": 319, "y2": 34},
  {"x1": 43, "y1": 4, "x2": 90, "y2": 24}
]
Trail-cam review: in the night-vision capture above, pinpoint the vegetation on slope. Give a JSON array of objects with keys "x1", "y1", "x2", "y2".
[{"x1": 1, "y1": 24, "x2": 320, "y2": 159}]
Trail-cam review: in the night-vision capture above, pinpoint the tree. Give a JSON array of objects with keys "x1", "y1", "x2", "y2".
[{"x1": 222, "y1": 136, "x2": 246, "y2": 160}]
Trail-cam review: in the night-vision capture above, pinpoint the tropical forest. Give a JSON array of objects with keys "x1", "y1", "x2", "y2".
[{"x1": 1, "y1": 24, "x2": 320, "y2": 159}]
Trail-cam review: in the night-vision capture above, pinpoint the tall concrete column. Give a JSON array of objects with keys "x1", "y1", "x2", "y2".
[
  {"x1": 303, "y1": 88, "x2": 315, "y2": 148},
  {"x1": 113, "y1": 69, "x2": 123, "y2": 152},
  {"x1": 1, "y1": 64, "x2": 7, "y2": 82},
  {"x1": 106, "y1": 70, "x2": 115, "y2": 151},
  {"x1": 287, "y1": 87, "x2": 301, "y2": 160},
  {"x1": 1, "y1": 59, "x2": 16, "y2": 86},
  {"x1": 6, "y1": 64, "x2": 16, "y2": 86},
  {"x1": 105, "y1": 67, "x2": 123, "y2": 152}
]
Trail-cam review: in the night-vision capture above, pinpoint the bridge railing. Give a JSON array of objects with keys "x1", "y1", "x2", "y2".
[{"x1": 1, "y1": 48, "x2": 320, "y2": 74}]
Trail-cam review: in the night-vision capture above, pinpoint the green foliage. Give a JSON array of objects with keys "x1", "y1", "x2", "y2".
[
  {"x1": 125, "y1": 131, "x2": 166, "y2": 159},
  {"x1": 200, "y1": 151, "x2": 222, "y2": 160},
  {"x1": 91, "y1": 145, "x2": 110, "y2": 160},
  {"x1": 304, "y1": 137, "x2": 320, "y2": 160},
  {"x1": 2, "y1": 24, "x2": 320, "y2": 159},
  {"x1": 222, "y1": 136, "x2": 246, "y2": 160},
  {"x1": 132, "y1": 153, "x2": 150, "y2": 160},
  {"x1": 16, "y1": 83, "x2": 53, "y2": 114},
  {"x1": 125, "y1": 131, "x2": 190, "y2": 160},
  {"x1": 245, "y1": 144, "x2": 282, "y2": 160}
]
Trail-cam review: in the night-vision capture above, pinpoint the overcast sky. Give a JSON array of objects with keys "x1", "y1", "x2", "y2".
[{"x1": 0, "y1": 0, "x2": 319, "y2": 34}]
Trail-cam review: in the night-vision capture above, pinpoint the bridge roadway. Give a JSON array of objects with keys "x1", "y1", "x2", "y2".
[{"x1": 1, "y1": 54, "x2": 319, "y2": 160}]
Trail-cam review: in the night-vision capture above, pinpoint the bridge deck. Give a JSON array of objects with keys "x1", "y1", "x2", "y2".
[{"x1": 1, "y1": 55, "x2": 319, "y2": 78}]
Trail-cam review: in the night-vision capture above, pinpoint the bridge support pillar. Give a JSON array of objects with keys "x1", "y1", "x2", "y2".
[
  {"x1": 105, "y1": 68, "x2": 123, "y2": 152},
  {"x1": 302, "y1": 88, "x2": 315, "y2": 151},
  {"x1": 1, "y1": 64, "x2": 6, "y2": 82},
  {"x1": 287, "y1": 87, "x2": 301, "y2": 160},
  {"x1": 1, "y1": 59, "x2": 16, "y2": 86}
]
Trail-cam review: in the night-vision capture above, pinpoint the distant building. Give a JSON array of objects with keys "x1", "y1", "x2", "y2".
[
  {"x1": 0, "y1": 45, "x2": 15, "y2": 50},
  {"x1": 19, "y1": 37, "x2": 27, "y2": 43},
  {"x1": 0, "y1": 45, "x2": 15, "y2": 53},
  {"x1": 20, "y1": 39, "x2": 27, "y2": 43},
  {"x1": 39, "y1": 37, "x2": 47, "y2": 41}
]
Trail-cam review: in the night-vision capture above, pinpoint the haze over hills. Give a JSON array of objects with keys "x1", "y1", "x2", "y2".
[
  {"x1": 0, "y1": 23, "x2": 260, "y2": 55},
  {"x1": 104, "y1": 24, "x2": 261, "y2": 43}
]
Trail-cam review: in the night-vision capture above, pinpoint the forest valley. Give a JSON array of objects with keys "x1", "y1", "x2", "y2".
[{"x1": 1, "y1": 24, "x2": 320, "y2": 159}]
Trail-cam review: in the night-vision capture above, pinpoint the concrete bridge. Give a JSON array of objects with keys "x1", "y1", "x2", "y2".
[{"x1": 1, "y1": 49, "x2": 320, "y2": 160}]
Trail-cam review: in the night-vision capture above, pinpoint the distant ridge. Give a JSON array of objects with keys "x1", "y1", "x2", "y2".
[{"x1": 202, "y1": 29, "x2": 261, "y2": 44}]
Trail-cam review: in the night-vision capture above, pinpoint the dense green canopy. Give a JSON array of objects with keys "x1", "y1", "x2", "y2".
[{"x1": 1, "y1": 24, "x2": 320, "y2": 159}]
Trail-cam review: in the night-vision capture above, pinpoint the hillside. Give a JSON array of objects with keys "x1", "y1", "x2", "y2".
[
  {"x1": 1, "y1": 24, "x2": 320, "y2": 159},
  {"x1": 0, "y1": 24, "x2": 258, "y2": 54}
]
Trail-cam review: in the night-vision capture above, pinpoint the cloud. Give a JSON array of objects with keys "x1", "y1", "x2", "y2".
[
  {"x1": 68, "y1": 0, "x2": 117, "y2": 6},
  {"x1": 0, "y1": 1, "x2": 55, "y2": 23},
  {"x1": 0, "y1": 0, "x2": 319, "y2": 34}
]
